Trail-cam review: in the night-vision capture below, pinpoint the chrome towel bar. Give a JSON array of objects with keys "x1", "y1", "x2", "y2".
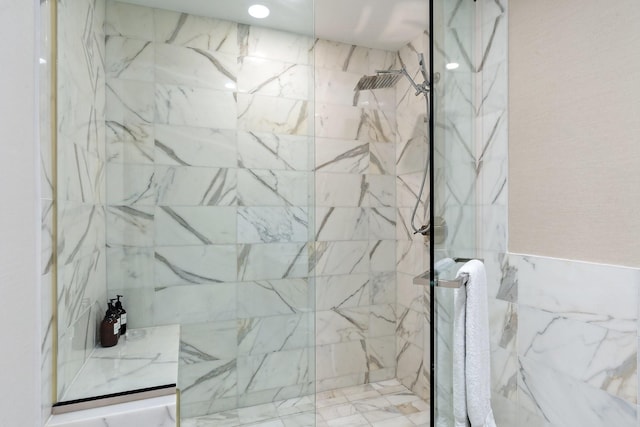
[{"x1": 412, "y1": 258, "x2": 482, "y2": 288}]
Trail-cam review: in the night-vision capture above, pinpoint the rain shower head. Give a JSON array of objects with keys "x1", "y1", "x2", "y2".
[
  {"x1": 354, "y1": 72, "x2": 402, "y2": 91},
  {"x1": 353, "y1": 52, "x2": 433, "y2": 97}
]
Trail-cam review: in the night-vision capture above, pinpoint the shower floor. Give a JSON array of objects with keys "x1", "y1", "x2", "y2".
[{"x1": 182, "y1": 379, "x2": 429, "y2": 427}]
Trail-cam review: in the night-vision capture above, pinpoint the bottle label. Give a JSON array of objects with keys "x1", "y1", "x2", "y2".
[
  {"x1": 121, "y1": 313, "x2": 127, "y2": 325},
  {"x1": 113, "y1": 323, "x2": 119, "y2": 335}
]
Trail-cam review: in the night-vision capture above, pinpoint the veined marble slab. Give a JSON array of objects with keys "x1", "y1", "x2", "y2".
[
  {"x1": 59, "y1": 325, "x2": 180, "y2": 402},
  {"x1": 47, "y1": 395, "x2": 176, "y2": 427}
]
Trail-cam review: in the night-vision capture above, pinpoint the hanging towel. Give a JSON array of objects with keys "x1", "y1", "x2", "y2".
[{"x1": 453, "y1": 260, "x2": 497, "y2": 427}]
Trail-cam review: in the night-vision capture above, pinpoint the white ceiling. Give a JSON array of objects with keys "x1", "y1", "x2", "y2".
[{"x1": 120, "y1": 0, "x2": 429, "y2": 51}]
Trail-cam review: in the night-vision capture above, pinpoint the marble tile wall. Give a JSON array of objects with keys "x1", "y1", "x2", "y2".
[
  {"x1": 508, "y1": 254, "x2": 640, "y2": 427},
  {"x1": 104, "y1": 1, "x2": 314, "y2": 416},
  {"x1": 394, "y1": 31, "x2": 431, "y2": 400},
  {"x1": 56, "y1": 0, "x2": 108, "y2": 401},
  {"x1": 313, "y1": 38, "x2": 398, "y2": 394},
  {"x1": 104, "y1": 1, "x2": 398, "y2": 417}
]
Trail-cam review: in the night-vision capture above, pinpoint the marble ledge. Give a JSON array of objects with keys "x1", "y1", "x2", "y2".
[
  {"x1": 47, "y1": 395, "x2": 176, "y2": 427},
  {"x1": 59, "y1": 324, "x2": 180, "y2": 403}
]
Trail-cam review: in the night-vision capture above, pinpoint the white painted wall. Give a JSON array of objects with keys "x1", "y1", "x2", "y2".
[{"x1": 0, "y1": 0, "x2": 42, "y2": 426}]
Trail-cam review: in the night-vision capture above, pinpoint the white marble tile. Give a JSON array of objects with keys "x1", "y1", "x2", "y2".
[
  {"x1": 370, "y1": 240, "x2": 396, "y2": 273},
  {"x1": 238, "y1": 243, "x2": 309, "y2": 281},
  {"x1": 155, "y1": 165, "x2": 237, "y2": 206},
  {"x1": 367, "y1": 175, "x2": 396, "y2": 207},
  {"x1": 154, "y1": 124, "x2": 237, "y2": 168},
  {"x1": 106, "y1": 205, "x2": 154, "y2": 247},
  {"x1": 396, "y1": 240, "x2": 428, "y2": 276},
  {"x1": 369, "y1": 207, "x2": 396, "y2": 240},
  {"x1": 106, "y1": 247, "x2": 154, "y2": 290},
  {"x1": 315, "y1": 138, "x2": 369, "y2": 174},
  {"x1": 396, "y1": 272, "x2": 423, "y2": 313},
  {"x1": 366, "y1": 336, "x2": 396, "y2": 370},
  {"x1": 396, "y1": 307, "x2": 424, "y2": 348},
  {"x1": 181, "y1": 410, "x2": 240, "y2": 427},
  {"x1": 155, "y1": 206, "x2": 236, "y2": 245},
  {"x1": 316, "y1": 274, "x2": 370, "y2": 310},
  {"x1": 58, "y1": 144, "x2": 106, "y2": 203},
  {"x1": 396, "y1": 337, "x2": 428, "y2": 399},
  {"x1": 57, "y1": 202, "x2": 106, "y2": 265},
  {"x1": 369, "y1": 302, "x2": 397, "y2": 339},
  {"x1": 315, "y1": 103, "x2": 395, "y2": 143},
  {"x1": 314, "y1": 68, "x2": 367, "y2": 107},
  {"x1": 514, "y1": 253, "x2": 640, "y2": 332},
  {"x1": 246, "y1": 26, "x2": 313, "y2": 65},
  {"x1": 105, "y1": 1, "x2": 154, "y2": 40},
  {"x1": 491, "y1": 345, "x2": 517, "y2": 402},
  {"x1": 105, "y1": 36, "x2": 154, "y2": 81},
  {"x1": 154, "y1": 245, "x2": 237, "y2": 285},
  {"x1": 371, "y1": 272, "x2": 396, "y2": 305},
  {"x1": 237, "y1": 169, "x2": 309, "y2": 207},
  {"x1": 519, "y1": 305, "x2": 637, "y2": 402},
  {"x1": 315, "y1": 173, "x2": 367, "y2": 207},
  {"x1": 106, "y1": 163, "x2": 155, "y2": 205},
  {"x1": 396, "y1": 172, "x2": 428, "y2": 209},
  {"x1": 155, "y1": 43, "x2": 237, "y2": 91},
  {"x1": 180, "y1": 358, "x2": 237, "y2": 405},
  {"x1": 237, "y1": 94, "x2": 311, "y2": 136},
  {"x1": 237, "y1": 349, "x2": 311, "y2": 393},
  {"x1": 369, "y1": 142, "x2": 396, "y2": 175},
  {"x1": 46, "y1": 395, "x2": 176, "y2": 427},
  {"x1": 238, "y1": 131, "x2": 310, "y2": 171},
  {"x1": 180, "y1": 320, "x2": 237, "y2": 361},
  {"x1": 316, "y1": 308, "x2": 368, "y2": 345},
  {"x1": 106, "y1": 78, "x2": 154, "y2": 146},
  {"x1": 315, "y1": 341, "x2": 368, "y2": 380},
  {"x1": 155, "y1": 84, "x2": 237, "y2": 129},
  {"x1": 238, "y1": 56, "x2": 311, "y2": 100},
  {"x1": 315, "y1": 207, "x2": 368, "y2": 241},
  {"x1": 312, "y1": 241, "x2": 369, "y2": 276},
  {"x1": 238, "y1": 314, "x2": 312, "y2": 355},
  {"x1": 154, "y1": 9, "x2": 238, "y2": 54},
  {"x1": 237, "y1": 279, "x2": 311, "y2": 317},
  {"x1": 313, "y1": 40, "x2": 370, "y2": 74},
  {"x1": 238, "y1": 207, "x2": 309, "y2": 243},
  {"x1": 154, "y1": 284, "x2": 236, "y2": 324},
  {"x1": 518, "y1": 356, "x2": 637, "y2": 427}
]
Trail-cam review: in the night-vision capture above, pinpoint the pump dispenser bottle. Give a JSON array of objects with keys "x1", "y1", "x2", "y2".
[
  {"x1": 100, "y1": 301, "x2": 119, "y2": 347},
  {"x1": 115, "y1": 295, "x2": 127, "y2": 335}
]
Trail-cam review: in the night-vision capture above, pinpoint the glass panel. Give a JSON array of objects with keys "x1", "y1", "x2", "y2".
[
  {"x1": 431, "y1": 0, "x2": 477, "y2": 424},
  {"x1": 55, "y1": 1, "x2": 316, "y2": 424}
]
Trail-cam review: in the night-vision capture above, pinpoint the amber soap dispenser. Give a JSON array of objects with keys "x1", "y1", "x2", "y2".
[{"x1": 100, "y1": 301, "x2": 119, "y2": 347}]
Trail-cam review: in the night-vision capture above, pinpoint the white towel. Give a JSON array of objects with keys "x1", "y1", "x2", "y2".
[{"x1": 453, "y1": 260, "x2": 497, "y2": 427}]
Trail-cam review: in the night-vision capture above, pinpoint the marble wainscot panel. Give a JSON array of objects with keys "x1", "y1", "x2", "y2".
[{"x1": 513, "y1": 253, "x2": 640, "y2": 426}]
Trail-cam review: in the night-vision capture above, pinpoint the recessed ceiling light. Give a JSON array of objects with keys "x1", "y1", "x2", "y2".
[
  {"x1": 445, "y1": 62, "x2": 459, "y2": 70},
  {"x1": 248, "y1": 4, "x2": 270, "y2": 19}
]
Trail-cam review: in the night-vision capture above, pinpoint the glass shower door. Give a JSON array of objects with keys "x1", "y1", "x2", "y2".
[{"x1": 430, "y1": 0, "x2": 477, "y2": 424}]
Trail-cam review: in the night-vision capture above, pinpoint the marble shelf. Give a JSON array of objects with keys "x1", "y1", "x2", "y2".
[{"x1": 59, "y1": 324, "x2": 180, "y2": 404}]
